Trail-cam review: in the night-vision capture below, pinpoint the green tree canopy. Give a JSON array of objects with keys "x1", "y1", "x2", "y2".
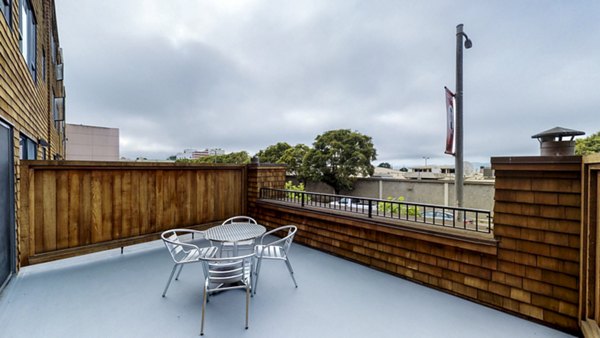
[
  {"x1": 255, "y1": 142, "x2": 291, "y2": 163},
  {"x1": 303, "y1": 129, "x2": 377, "y2": 194},
  {"x1": 176, "y1": 151, "x2": 251, "y2": 164},
  {"x1": 279, "y1": 143, "x2": 310, "y2": 178},
  {"x1": 576, "y1": 131, "x2": 600, "y2": 155},
  {"x1": 377, "y1": 162, "x2": 392, "y2": 169}
]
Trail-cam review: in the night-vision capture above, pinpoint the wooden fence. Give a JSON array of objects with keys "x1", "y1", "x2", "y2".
[
  {"x1": 19, "y1": 161, "x2": 247, "y2": 266},
  {"x1": 580, "y1": 154, "x2": 600, "y2": 337}
]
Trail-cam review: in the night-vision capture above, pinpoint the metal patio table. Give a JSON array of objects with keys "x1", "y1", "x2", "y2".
[{"x1": 205, "y1": 223, "x2": 266, "y2": 256}]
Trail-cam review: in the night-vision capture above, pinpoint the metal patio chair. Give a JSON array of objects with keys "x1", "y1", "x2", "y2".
[
  {"x1": 160, "y1": 229, "x2": 218, "y2": 297},
  {"x1": 253, "y1": 225, "x2": 298, "y2": 295},
  {"x1": 219, "y1": 216, "x2": 258, "y2": 257},
  {"x1": 200, "y1": 252, "x2": 256, "y2": 336}
]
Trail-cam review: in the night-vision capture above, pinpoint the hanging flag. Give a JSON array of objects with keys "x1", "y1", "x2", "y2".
[{"x1": 444, "y1": 87, "x2": 455, "y2": 155}]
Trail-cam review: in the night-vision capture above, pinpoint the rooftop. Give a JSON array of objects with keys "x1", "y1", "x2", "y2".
[{"x1": 0, "y1": 237, "x2": 573, "y2": 338}]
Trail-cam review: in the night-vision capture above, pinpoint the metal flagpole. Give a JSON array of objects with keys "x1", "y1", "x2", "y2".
[{"x1": 455, "y1": 23, "x2": 472, "y2": 208}]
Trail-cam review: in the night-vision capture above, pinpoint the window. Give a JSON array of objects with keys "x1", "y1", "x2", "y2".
[
  {"x1": 19, "y1": 134, "x2": 37, "y2": 160},
  {"x1": 50, "y1": 30, "x2": 56, "y2": 64},
  {"x1": 42, "y1": 50, "x2": 45, "y2": 81},
  {"x1": 19, "y1": 0, "x2": 36, "y2": 81},
  {"x1": 52, "y1": 90, "x2": 59, "y2": 129},
  {"x1": 1, "y1": 0, "x2": 11, "y2": 27}
]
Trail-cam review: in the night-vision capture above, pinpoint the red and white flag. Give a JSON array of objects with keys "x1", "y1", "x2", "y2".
[{"x1": 444, "y1": 87, "x2": 455, "y2": 155}]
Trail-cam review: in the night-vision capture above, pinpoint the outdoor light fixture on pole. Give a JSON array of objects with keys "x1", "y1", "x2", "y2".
[{"x1": 455, "y1": 23, "x2": 472, "y2": 208}]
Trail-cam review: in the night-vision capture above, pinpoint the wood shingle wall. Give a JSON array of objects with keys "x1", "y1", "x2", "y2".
[
  {"x1": 1, "y1": 0, "x2": 66, "y2": 271},
  {"x1": 252, "y1": 158, "x2": 582, "y2": 333},
  {"x1": 492, "y1": 156, "x2": 581, "y2": 331}
]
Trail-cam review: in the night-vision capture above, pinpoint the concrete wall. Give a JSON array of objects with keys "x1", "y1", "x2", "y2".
[
  {"x1": 290, "y1": 177, "x2": 495, "y2": 211},
  {"x1": 66, "y1": 124, "x2": 119, "y2": 161}
]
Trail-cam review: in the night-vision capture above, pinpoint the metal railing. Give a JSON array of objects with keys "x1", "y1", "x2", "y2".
[{"x1": 260, "y1": 188, "x2": 492, "y2": 233}]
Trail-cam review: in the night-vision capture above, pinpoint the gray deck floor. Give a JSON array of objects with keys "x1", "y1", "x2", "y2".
[{"x1": 0, "y1": 238, "x2": 574, "y2": 338}]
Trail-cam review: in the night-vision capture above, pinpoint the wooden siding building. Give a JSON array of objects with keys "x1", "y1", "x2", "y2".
[{"x1": 1, "y1": 0, "x2": 65, "y2": 289}]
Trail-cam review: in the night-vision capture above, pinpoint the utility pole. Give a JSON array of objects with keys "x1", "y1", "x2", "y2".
[{"x1": 455, "y1": 24, "x2": 472, "y2": 208}]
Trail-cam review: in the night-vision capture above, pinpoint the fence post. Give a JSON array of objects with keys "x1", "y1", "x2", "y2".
[
  {"x1": 301, "y1": 192, "x2": 305, "y2": 207},
  {"x1": 368, "y1": 200, "x2": 372, "y2": 218}
]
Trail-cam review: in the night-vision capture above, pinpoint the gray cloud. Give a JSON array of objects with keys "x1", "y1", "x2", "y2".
[{"x1": 57, "y1": 0, "x2": 600, "y2": 165}]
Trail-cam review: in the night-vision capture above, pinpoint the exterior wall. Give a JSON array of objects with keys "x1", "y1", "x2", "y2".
[
  {"x1": 247, "y1": 164, "x2": 286, "y2": 219},
  {"x1": 66, "y1": 124, "x2": 119, "y2": 161},
  {"x1": 492, "y1": 156, "x2": 581, "y2": 331},
  {"x1": 1, "y1": 0, "x2": 65, "y2": 274},
  {"x1": 294, "y1": 177, "x2": 494, "y2": 211},
  {"x1": 259, "y1": 157, "x2": 582, "y2": 333}
]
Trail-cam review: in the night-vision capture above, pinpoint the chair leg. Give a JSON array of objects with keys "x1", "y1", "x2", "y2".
[
  {"x1": 162, "y1": 264, "x2": 178, "y2": 297},
  {"x1": 253, "y1": 258, "x2": 263, "y2": 295},
  {"x1": 245, "y1": 284, "x2": 250, "y2": 330},
  {"x1": 175, "y1": 264, "x2": 184, "y2": 280},
  {"x1": 284, "y1": 257, "x2": 298, "y2": 288},
  {"x1": 200, "y1": 287, "x2": 208, "y2": 336}
]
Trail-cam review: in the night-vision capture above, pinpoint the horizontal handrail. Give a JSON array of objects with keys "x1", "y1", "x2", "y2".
[{"x1": 259, "y1": 188, "x2": 492, "y2": 234}]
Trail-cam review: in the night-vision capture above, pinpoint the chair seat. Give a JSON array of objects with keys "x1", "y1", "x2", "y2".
[
  {"x1": 255, "y1": 245, "x2": 286, "y2": 259},
  {"x1": 252, "y1": 225, "x2": 298, "y2": 295},
  {"x1": 185, "y1": 246, "x2": 218, "y2": 262}
]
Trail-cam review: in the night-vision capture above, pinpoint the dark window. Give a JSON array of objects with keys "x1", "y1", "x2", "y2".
[
  {"x1": 19, "y1": 0, "x2": 36, "y2": 81},
  {"x1": 19, "y1": 134, "x2": 37, "y2": 160},
  {"x1": 1, "y1": 0, "x2": 11, "y2": 27}
]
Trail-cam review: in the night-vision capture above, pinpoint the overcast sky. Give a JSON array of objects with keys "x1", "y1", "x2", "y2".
[{"x1": 56, "y1": 1, "x2": 599, "y2": 166}]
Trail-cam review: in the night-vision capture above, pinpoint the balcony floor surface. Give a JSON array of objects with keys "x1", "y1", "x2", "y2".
[{"x1": 0, "y1": 239, "x2": 574, "y2": 338}]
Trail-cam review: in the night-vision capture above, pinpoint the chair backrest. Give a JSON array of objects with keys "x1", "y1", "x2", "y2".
[
  {"x1": 222, "y1": 216, "x2": 257, "y2": 225},
  {"x1": 280, "y1": 225, "x2": 297, "y2": 253},
  {"x1": 260, "y1": 225, "x2": 297, "y2": 253},
  {"x1": 161, "y1": 229, "x2": 202, "y2": 263},
  {"x1": 202, "y1": 253, "x2": 255, "y2": 286}
]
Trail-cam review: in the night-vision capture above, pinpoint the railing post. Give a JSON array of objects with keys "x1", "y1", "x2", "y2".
[
  {"x1": 301, "y1": 192, "x2": 305, "y2": 207},
  {"x1": 368, "y1": 200, "x2": 372, "y2": 218}
]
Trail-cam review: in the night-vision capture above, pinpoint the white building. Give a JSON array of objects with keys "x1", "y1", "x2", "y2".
[{"x1": 176, "y1": 148, "x2": 225, "y2": 160}]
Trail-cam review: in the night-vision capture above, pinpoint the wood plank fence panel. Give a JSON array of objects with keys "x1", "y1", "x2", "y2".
[
  {"x1": 18, "y1": 161, "x2": 246, "y2": 266},
  {"x1": 580, "y1": 154, "x2": 600, "y2": 337}
]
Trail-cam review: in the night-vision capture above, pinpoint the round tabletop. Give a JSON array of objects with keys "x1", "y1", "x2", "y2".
[{"x1": 205, "y1": 223, "x2": 266, "y2": 242}]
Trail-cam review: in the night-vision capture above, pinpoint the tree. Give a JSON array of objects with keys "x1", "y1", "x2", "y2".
[
  {"x1": 176, "y1": 151, "x2": 251, "y2": 164},
  {"x1": 378, "y1": 162, "x2": 392, "y2": 169},
  {"x1": 303, "y1": 129, "x2": 377, "y2": 194},
  {"x1": 576, "y1": 131, "x2": 600, "y2": 155},
  {"x1": 255, "y1": 142, "x2": 291, "y2": 163},
  {"x1": 278, "y1": 144, "x2": 310, "y2": 179}
]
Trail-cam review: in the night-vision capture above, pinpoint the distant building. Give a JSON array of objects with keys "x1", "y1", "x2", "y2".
[
  {"x1": 440, "y1": 166, "x2": 455, "y2": 175},
  {"x1": 176, "y1": 148, "x2": 225, "y2": 160},
  {"x1": 66, "y1": 124, "x2": 119, "y2": 161},
  {"x1": 412, "y1": 166, "x2": 434, "y2": 173},
  {"x1": 372, "y1": 167, "x2": 406, "y2": 179}
]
